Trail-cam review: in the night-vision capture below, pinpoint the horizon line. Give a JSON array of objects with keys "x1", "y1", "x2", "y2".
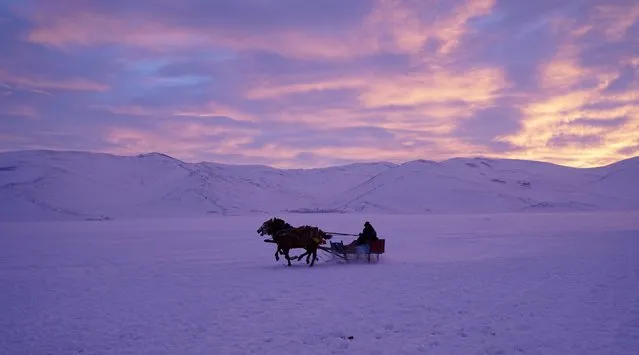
[{"x1": 1, "y1": 148, "x2": 637, "y2": 171}]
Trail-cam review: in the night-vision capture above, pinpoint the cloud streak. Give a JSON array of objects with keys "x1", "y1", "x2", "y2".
[{"x1": 0, "y1": 0, "x2": 637, "y2": 168}]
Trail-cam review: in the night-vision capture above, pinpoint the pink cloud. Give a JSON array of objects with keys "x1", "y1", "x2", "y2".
[
  {"x1": 22, "y1": 0, "x2": 497, "y2": 61},
  {"x1": 591, "y1": 3, "x2": 639, "y2": 41},
  {"x1": 103, "y1": 121, "x2": 260, "y2": 163},
  {"x1": 2, "y1": 0, "x2": 637, "y2": 168},
  {"x1": 1, "y1": 105, "x2": 38, "y2": 118},
  {"x1": 0, "y1": 70, "x2": 109, "y2": 92}
]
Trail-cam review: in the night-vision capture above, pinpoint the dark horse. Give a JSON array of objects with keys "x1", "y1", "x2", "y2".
[
  {"x1": 258, "y1": 217, "x2": 294, "y2": 261},
  {"x1": 257, "y1": 217, "x2": 331, "y2": 267}
]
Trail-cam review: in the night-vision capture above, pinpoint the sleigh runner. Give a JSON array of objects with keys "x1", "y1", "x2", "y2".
[{"x1": 319, "y1": 239, "x2": 386, "y2": 263}]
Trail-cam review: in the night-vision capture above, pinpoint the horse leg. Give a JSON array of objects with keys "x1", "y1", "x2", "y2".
[
  {"x1": 284, "y1": 249, "x2": 293, "y2": 267},
  {"x1": 305, "y1": 246, "x2": 320, "y2": 264},
  {"x1": 274, "y1": 244, "x2": 290, "y2": 261},
  {"x1": 298, "y1": 249, "x2": 310, "y2": 262},
  {"x1": 305, "y1": 248, "x2": 313, "y2": 264},
  {"x1": 309, "y1": 248, "x2": 318, "y2": 267}
]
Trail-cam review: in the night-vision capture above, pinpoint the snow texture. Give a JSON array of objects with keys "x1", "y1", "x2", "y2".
[{"x1": 1, "y1": 212, "x2": 638, "y2": 354}]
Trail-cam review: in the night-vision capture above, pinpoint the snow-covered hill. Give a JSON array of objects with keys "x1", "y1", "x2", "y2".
[
  {"x1": 0, "y1": 150, "x2": 394, "y2": 221},
  {"x1": 330, "y1": 157, "x2": 639, "y2": 214},
  {"x1": 0, "y1": 150, "x2": 637, "y2": 220}
]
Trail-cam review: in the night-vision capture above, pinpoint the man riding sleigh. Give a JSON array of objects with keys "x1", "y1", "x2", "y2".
[{"x1": 344, "y1": 221, "x2": 379, "y2": 253}]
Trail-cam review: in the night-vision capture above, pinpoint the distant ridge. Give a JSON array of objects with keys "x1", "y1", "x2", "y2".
[
  {"x1": 1, "y1": 150, "x2": 637, "y2": 220},
  {"x1": 4, "y1": 148, "x2": 636, "y2": 169}
]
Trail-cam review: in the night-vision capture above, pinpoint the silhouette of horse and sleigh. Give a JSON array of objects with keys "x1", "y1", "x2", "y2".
[{"x1": 257, "y1": 217, "x2": 386, "y2": 267}]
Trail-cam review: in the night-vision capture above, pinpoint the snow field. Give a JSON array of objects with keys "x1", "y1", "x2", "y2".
[{"x1": 1, "y1": 211, "x2": 638, "y2": 354}]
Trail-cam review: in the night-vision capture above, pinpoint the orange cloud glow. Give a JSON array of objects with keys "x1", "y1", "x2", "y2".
[{"x1": 3, "y1": 0, "x2": 637, "y2": 168}]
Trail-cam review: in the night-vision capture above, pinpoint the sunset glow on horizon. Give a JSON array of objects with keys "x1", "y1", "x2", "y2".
[{"x1": 1, "y1": 0, "x2": 637, "y2": 168}]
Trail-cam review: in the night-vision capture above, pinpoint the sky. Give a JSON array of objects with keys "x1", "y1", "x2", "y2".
[{"x1": 0, "y1": 0, "x2": 638, "y2": 168}]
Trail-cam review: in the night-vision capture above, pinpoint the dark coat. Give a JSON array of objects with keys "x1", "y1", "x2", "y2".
[{"x1": 356, "y1": 224, "x2": 378, "y2": 245}]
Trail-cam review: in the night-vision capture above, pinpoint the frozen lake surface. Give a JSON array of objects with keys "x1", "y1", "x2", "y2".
[{"x1": 1, "y1": 211, "x2": 638, "y2": 354}]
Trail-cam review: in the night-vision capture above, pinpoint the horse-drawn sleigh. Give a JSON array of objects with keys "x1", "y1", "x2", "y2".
[{"x1": 257, "y1": 217, "x2": 386, "y2": 267}]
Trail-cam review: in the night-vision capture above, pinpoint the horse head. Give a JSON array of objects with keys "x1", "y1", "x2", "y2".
[{"x1": 257, "y1": 217, "x2": 292, "y2": 236}]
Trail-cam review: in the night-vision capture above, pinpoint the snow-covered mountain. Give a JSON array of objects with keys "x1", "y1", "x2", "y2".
[
  {"x1": 330, "y1": 157, "x2": 639, "y2": 214},
  {"x1": 0, "y1": 150, "x2": 394, "y2": 221},
  {"x1": 0, "y1": 150, "x2": 637, "y2": 220}
]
